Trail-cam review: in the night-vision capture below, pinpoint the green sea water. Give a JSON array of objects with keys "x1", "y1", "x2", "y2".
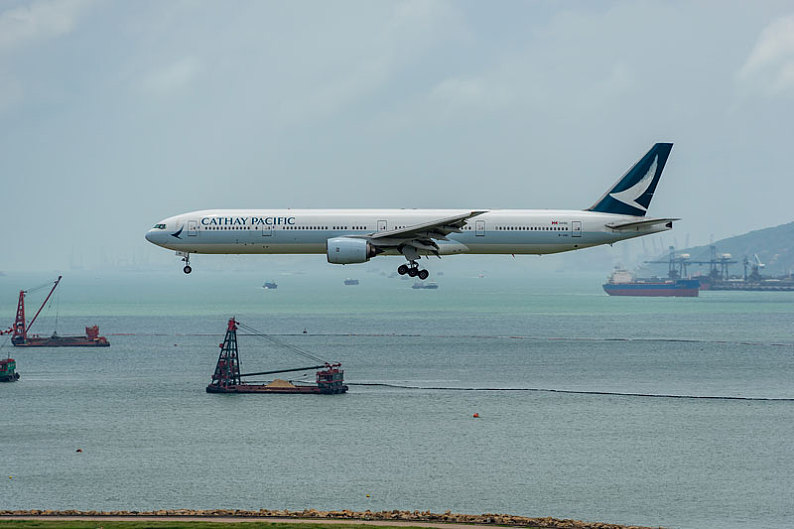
[{"x1": 0, "y1": 269, "x2": 792, "y2": 529}]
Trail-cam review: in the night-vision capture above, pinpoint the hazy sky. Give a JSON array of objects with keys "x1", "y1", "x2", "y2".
[{"x1": 1, "y1": 0, "x2": 793, "y2": 272}]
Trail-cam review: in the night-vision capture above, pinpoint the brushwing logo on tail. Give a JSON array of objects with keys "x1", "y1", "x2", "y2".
[
  {"x1": 587, "y1": 143, "x2": 672, "y2": 217},
  {"x1": 608, "y1": 155, "x2": 658, "y2": 213}
]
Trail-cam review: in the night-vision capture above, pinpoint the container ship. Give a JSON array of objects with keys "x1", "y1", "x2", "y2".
[
  {"x1": 602, "y1": 268, "x2": 700, "y2": 297},
  {"x1": 0, "y1": 276, "x2": 110, "y2": 347}
]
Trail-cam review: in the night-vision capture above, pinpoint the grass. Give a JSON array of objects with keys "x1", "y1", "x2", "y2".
[
  {"x1": 1, "y1": 523, "x2": 503, "y2": 529},
  {"x1": 0, "y1": 523, "x2": 446, "y2": 529}
]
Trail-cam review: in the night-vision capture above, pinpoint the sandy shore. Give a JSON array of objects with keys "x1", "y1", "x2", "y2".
[{"x1": 0, "y1": 509, "x2": 661, "y2": 529}]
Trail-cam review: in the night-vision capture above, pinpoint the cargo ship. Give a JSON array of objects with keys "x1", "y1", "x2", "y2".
[
  {"x1": 0, "y1": 358, "x2": 19, "y2": 382},
  {"x1": 206, "y1": 318, "x2": 347, "y2": 394},
  {"x1": 0, "y1": 276, "x2": 110, "y2": 347},
  {"x1": 602, "y1": 268, "x2": 700, "y2": 297},
  {"x1": 412, "y1": 281, "x2": 439, "y2": 289},
  {"x1": 343, "y1": 278, "x2": 359, "y2": 285}
]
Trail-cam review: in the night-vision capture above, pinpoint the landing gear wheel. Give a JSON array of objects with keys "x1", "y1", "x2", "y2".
[
  {"x1": 397, "y1": 264, "x2": 409, "y2": 275},
  {"x1": 418, "y1": 269, "x2": 429, "y2": 280},
  {"x1": 178, "y1": 252, "x2": 193, "y2": 274},
  {"x1": 407, "y1": 267, "x2": 418, "y2": 277}
]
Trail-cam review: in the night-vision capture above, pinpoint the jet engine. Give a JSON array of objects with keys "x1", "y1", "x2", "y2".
[{"x1": 326, "y1": 237, "x2": 378, "y2": 264}]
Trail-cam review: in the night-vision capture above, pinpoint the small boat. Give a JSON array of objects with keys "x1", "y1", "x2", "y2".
[
  {"x1": 262, "y1": 281, "x2": 278, "y2": 290},
  {"x1": 0, "y1": 358, "x2": 19, "y2": 382},
  {"x1": 412, "y1": 281, "x2": 439, "y2": 290},
  {"x1": 343, "y1": 278, "x2": 359, "y2": 286}
]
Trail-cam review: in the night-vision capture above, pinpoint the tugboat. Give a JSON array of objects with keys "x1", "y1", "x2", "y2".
[
  {"x1": 412, "y1": 281, "x2": 439, "y2": 289},
  {"x1": 343, "y1": 278, "x2": 359, "y2": 286},
  {"x1": 0, "y1": 276, "x2": 110, "y2": 347},
  {"x1": 262, "y1": 281, "x2": 278, "y2": 290},
  {"x1": 0, "y1": 358, "x2": 19, "y2": 382}
]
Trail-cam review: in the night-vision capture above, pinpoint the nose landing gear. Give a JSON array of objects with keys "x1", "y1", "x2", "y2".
[{"x1": 177, "y1": 251, "x2": 192, "y2": 274}]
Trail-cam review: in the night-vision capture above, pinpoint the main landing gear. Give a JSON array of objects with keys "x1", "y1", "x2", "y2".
[
  {"x1": 397, "y1": 262, "x2": 429, "y2": 280},
  {"x1": 177, "y1": 251, "x2": 192, "y2": 274}
]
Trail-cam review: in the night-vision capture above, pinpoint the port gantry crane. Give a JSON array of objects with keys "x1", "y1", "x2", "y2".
[{"x1": 645, "y1": 246, "x2": 692, "y2": 279}]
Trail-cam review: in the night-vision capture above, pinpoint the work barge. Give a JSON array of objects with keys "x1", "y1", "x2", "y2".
[
  {"x1": 1, "y1": 276, "x2": 109, "y2": 347},
  {"x1": 206, "y1": 318, "x2": 348, "y2": 394}
]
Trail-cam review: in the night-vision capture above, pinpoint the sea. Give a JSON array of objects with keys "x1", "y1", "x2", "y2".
[{"x1": 1, "y1": 266, "x2": 792, "y2": 529}]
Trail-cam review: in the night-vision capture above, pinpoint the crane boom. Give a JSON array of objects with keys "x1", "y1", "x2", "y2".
[
  {"x1": 239, "y1": 364, "x2": 327, "y2": 378},
  {"x1": 26, "y1": 275, "x2": 62, "y2": 335}
]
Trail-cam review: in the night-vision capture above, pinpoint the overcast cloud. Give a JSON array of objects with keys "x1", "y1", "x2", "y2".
[{"x1": 1, "y1": 0, "x2": 792, "y2": 272}]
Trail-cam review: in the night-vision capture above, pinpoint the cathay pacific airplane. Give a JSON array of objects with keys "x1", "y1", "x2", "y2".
[{"x1": 145, "y1": 143, "x2": 676, "y2": 279}]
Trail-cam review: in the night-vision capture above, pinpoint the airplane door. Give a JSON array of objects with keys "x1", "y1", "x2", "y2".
[
  {"x1": 260, "y1": 225, "x2": 273, "y2": 237},
  {"x1": 475, "y1": 220, "x2": 485, "y2": 237},
  {"x1": 377, "y1": 219, "x2": 387, "y2": 231},
  {"x1": 187, "y1": 219, "x2": 199, "y2": 237},
  {"x1": 572, "y1": 220, "x2": 582, "y2": 237}
]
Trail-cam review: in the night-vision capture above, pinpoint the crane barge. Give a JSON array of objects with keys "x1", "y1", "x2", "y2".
[
  {"x1": 0, "y1": 276, "x2": 109, "y2": 347},
  {"x1": 206, "y1": 318, "x2": 347, "y2": 394}
]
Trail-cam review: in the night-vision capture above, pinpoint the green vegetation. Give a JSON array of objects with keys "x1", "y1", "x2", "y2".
[{"x1": 1, "y1": 522, "x2": 447, "y2": 529}]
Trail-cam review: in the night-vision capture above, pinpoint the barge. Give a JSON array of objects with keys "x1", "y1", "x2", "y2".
[
  {"x1": 1, "y1": 276, "x2": 109, "y2": 347},
  {"x1": 206, "y1": 318, "x2": 348, "y2": 394}
]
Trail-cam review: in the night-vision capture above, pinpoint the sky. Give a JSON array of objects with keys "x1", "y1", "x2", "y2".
[{"x1": 1, "y1": 0, "x2": 793, "y2": 273}]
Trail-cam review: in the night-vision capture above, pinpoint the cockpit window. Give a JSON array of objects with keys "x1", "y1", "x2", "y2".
[{"x1": 153, "y1": 223, "x2": 167, "y2": 229}]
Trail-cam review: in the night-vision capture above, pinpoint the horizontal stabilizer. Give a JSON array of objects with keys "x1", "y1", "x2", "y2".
[{"x1": 606, "y1": 217, "x2": 678, "y2": 232}]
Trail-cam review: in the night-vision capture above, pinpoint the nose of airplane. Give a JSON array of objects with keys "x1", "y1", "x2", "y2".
[{"x1": 145, "y1": 223, "x2": 167, "y2": 245}]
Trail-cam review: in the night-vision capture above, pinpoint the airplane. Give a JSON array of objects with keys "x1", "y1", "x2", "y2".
[{"x1": 145, "y1": 143, "x2": 676, "y2": 279}]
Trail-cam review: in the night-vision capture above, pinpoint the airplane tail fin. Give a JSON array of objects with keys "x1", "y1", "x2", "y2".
[{"x1": 587, "y1": 143, "x2": 673, "y2": 217}]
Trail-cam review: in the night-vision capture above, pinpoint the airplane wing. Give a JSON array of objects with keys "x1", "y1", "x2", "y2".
[{"x1": 365, "y1": 210, "x2": 488, "y2": 256}]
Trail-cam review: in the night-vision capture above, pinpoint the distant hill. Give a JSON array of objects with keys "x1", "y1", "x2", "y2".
[{"x1": 668, "y1": 222, "x2": 794, "y2": 278}]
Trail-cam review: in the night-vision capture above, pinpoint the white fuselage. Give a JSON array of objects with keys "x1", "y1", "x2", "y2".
[{"x1": 144, "y1": 208, "x2": 670, "y2": 256}]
